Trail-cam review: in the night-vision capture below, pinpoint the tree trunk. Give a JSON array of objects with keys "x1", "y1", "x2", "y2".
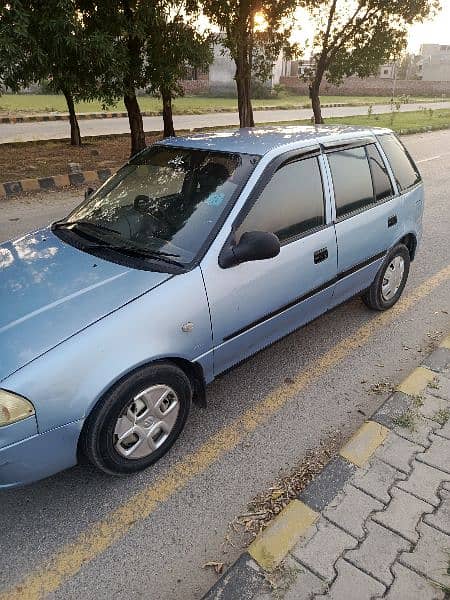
[
  {"x1": 161, "y1": 88, "x2": 176, "y2": 138},
  {"x1": 235, "y1": 40, "x2": 254, "y2": 129},
  {"x1": 63, "y1": 90, "x2": 81, "y2": 146},
  {"x1": 124, "y1": 91, "x2": 146, "y2": 156},
  {"x1": 236, "y1": 73, "x2": 254, "y2": 128},
  {"x1": 309, "y1": 82, "x2": 324, "y2": 125}
]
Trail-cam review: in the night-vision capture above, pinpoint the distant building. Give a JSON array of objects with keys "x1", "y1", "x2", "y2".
[
  {"x1": 418, "y1": 44, "x2": 450, "y2": 81},
  {"x1": 280, "y1": 58, "x2": 397, "y2": 80},
  {"x1": 182, "y1": 41, "x2": 284, "y2": 93},
  {"x1": 379, "y1": 63, "x2": 396, "y2": 79}
]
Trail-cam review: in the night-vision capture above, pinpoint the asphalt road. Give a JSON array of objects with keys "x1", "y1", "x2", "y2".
[
  {"x1": 0, "y1": 129, "x2": 450, "y2": 600},
  {"x1": 1, "y1": 101, "x2": 450, "y2": 143}
]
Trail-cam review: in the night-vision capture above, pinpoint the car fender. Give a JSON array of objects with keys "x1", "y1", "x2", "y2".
[{"x1": 2, "y1": 267, "x2": 213, "y2": 433}]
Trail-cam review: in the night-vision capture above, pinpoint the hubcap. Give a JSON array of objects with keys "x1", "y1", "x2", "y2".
[
  {"x1": 381, "y1": 256, "x2": 405, "y2": 301},
  {"x1": 113, "y1": 385, "x2": 179, "y2": 460}
]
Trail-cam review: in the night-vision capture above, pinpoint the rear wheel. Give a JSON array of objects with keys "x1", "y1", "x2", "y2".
[
  {"x1": 362, "y1": 244, "x2": 410, "y2": 311},
  {"x1": 80, "y1": 363, "x2": 192, "y2": 475}
]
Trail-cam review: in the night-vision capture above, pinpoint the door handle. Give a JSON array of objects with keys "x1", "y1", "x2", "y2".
[
  {"x1": 314, "y1": 247, "x2": 328, "y2": 264},
  {"x1": 388, "y1": 214, "x2": 398, "y2": 227}
]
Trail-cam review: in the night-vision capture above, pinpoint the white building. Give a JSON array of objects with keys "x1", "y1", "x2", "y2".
[
  {"x1": 206, "y1": 39, "x2": 284, "y2": 93},
  {"x1": 418, "y1": 44, "x2": 450, "y2": 81}
]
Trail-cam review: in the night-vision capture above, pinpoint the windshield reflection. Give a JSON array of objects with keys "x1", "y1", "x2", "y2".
[{"x1": 65, "y1": 146, "x2": 259, "y2": 266}]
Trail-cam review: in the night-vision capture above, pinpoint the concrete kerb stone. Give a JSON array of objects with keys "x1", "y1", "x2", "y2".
[
  {"x1": 422, "y1": 346, "x2": 450, "y2": 373},
  {"x1": 298, "y1": 456, "x2": 356, "y2": 513},
  {"x1": 248, "y1": 500, "x2": 319, "y2": 572},
  {"x1": 202, "y1": 553, "x2": 265, "y2": 600},
  {"x1": 0, "y1": 168, "x2": 115, "y2": 200},
  {"x1": 0, "y1": 102, "x2": 355, "y2": 125}
]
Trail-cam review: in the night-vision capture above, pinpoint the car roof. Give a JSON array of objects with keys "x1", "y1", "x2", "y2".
[{"x1": 156, "y1": 125, "x2": 392, "y2": 157}]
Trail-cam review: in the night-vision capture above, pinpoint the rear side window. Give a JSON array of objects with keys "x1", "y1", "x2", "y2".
[
  {"x1": 367, "y1": 144, "x2": 393, "y2": 201},
  {"x1": 236, "y1": 157, "x2": 325, "y2": 243},
  {"x1": 378, "y1": 134, "x2": 421, "y2": 191},
  {"x1": 328, "y1": 146, "x2": 374, "y2": 218}
]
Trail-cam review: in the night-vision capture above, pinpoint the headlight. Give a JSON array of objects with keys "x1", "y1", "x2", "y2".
[{"x1": 0, "y1": 389, "x2": 35, "y2": 427}]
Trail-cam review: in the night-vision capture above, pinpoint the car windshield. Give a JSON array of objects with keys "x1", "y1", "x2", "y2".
[{"x1": 63, "y1": 145, "x2": 259, "y2": 266}]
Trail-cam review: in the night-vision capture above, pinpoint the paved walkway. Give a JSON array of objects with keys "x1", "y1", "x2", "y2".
[
  {"x1": 271, "y1": 389, "x2": 450, "y2": 599},
  {"x1": 205, "y1": 337, "x2": 450, "y2": 600},
  {"x1": 1, "y1": 101, "x2": 450, "y2": 144}
]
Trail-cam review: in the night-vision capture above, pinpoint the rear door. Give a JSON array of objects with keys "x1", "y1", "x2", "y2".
[
  {"x1": 324, "y1": 141, "x2": 402, "y2": 306},
  {"x1": 377, "y1": 133, "x2": 424, "y2": 243}
]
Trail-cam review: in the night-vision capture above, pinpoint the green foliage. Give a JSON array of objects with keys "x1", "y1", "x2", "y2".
[
  {"x1": 302, "y1": 0, "x2": 439, "y2": 122},
  {"x1": 145, "y1": 13, "x2": 213, "y2": 100},
  {"x1": 272, "y1": 83, "x2": 288, "y2": 97},
  {"x1": 250, "y1": 78, "x2": 274, "y2": 98},
  {"x1": 203, "y1": 0, "x2": 297, "y2": 82},
  {"x1": 0, "y1": 0, "x2": 117, "y2": 103},
  {"x1": 202, "y1": 0, "x2": 298, "y2": 125},
  {"x1": 392, "y1": 410, "x2": 417, "y2": 431},
  {"x1": 433, "y1": 408, "x2": 449, "y2": 425},
  {"x1": 304, "y1": 0, "x2": 439, "y2": 85}
]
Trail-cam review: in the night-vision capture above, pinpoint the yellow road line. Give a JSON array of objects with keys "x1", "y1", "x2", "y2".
[{"x1": 2, "y1": 264, "x2": 450, "y2": 600}]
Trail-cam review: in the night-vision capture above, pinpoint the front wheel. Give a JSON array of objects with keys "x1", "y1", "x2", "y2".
[
  {"x1": 80, "y1": 362, "x2": 192, "y2": 475},
  {"x1": 362, "y1": 244, "x2": 410, "y2": 311}
]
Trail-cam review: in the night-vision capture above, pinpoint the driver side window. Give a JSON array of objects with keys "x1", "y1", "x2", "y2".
[{"x1": 236, "y1": 156, "x2": 325, "y2": 244}]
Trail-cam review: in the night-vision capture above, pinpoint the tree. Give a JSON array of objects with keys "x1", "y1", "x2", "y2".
[
  {"x1": 397, "y1": 52, "x2": 421, "y2": 80},
  {"x1": 145, "y1": 13, "x2": 213, "y2": 138},
  {"x1": 0, "y1": 0, "x2": 116, "y2": 146},
  {"x1": 202, "y1": 0, "x2": 297, "y2": 128},
  {"x1": 80, "y1": 1, "x2": 209, "y2": 155},
  {"x1": 302, "y1": 0, "x2": 439, "y2": 124}
]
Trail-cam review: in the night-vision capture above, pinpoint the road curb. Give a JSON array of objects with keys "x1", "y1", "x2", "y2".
[
  {"x1": 201, "y1": 336, "x2": 450, "y2": 599},
  {"x1": 0, "y1": 103, "x2": 356, "y2": 125},
  {"x1": 0, "y1": 168, "x2": 115, "y2": 198}
]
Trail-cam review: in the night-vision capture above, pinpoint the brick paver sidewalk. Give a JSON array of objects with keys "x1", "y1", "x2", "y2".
[{"x1": 255, "y1": 369, "x2": 450, "y2": 599}]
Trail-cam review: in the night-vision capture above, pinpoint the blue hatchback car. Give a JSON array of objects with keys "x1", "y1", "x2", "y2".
[{"x1": 0, "y1": 126, "x2": 424, "y2": 488}]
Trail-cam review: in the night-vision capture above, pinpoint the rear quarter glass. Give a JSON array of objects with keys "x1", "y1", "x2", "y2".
[{"x1": 377, "y1": 133, "x2": 421, "y2": 191}]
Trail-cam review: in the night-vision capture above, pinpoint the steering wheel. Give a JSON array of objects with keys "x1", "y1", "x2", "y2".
[{"x1": 133, "y1": 195, "x2": 171, "y2": 239}]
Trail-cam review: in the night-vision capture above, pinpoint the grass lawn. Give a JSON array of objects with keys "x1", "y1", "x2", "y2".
[
  {"x1": 259, "y1": 107, "x2": 450, "y2": 134},
  {"x1": 0, "y1": 93, "x2": 445, "y2": 116},
  {"x1": 1, "y1": 108, "x2": 449, "y2": 183}
]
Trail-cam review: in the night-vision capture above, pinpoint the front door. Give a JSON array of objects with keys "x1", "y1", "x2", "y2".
[{"x1": 200, "y1": 153, "x2": 338, "y2": 376}]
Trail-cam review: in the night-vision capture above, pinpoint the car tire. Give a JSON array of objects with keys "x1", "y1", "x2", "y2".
[
  {"x1": 362, "y1": 244, "x2": 410, "y2": 311},
  {"x1": 80, "y1": 362, "x2": 192, "y2": 475}
]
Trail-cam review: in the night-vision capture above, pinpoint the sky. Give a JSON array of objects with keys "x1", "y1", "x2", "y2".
[
  {"x1": 199, "y1": 0, "x2": 450, "y2": 56},
  {"x1": 288, "y1": 0, "x2": 450, "y2": 55},
  {"x1": 407, "y1": 0, "x2": 450, "y2": 52}
]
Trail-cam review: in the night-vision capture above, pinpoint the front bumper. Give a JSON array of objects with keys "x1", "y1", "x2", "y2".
[{"x1": 0, "y1": 419, "x2": 84, "y2": 490}]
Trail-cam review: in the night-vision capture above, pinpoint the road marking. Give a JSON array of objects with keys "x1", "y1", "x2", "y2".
[
  {"x1": 416, "y1": 151, "x2": 450, "y2": 164},
  {"x1": 2, "y1": 264, "x2": 450, "y2": 600},
  {"x1": 416, "y1": 155, "x2": 441, "y2": 164}
]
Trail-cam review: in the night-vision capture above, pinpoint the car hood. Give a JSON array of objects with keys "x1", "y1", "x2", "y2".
[{"x1": 0, "y1": 228, "x2": 171, "y2": 382}]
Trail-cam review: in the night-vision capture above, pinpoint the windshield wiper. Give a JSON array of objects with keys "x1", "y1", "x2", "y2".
[
  {"x1": 84, "y1": 240, "x2": 184, "y2": 267},
  {"x1": 52, "y1": 220, "x2": 121, "y2": 236},
  {"x1": 53, "y1": 219, "x2": 184, "y2": 267}
]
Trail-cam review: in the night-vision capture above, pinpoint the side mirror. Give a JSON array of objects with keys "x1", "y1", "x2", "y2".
[
  {"x1": 84, "y1": 186, "x2": 95, "y2": 201},
  {"x1": 220, "y1": 231, "x2": 280, "y2": 268}
]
